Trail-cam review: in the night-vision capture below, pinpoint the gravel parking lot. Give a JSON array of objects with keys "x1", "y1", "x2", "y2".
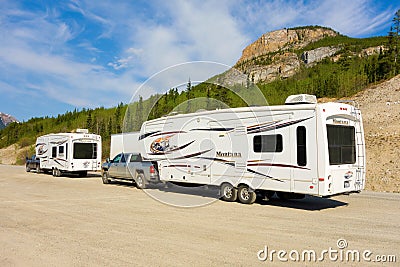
[{"x1": 0, "y1": 165, "x2": 399, "y2": 266}]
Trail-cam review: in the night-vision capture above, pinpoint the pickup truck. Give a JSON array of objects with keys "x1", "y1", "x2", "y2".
[
  {"x1": 101, "y1": 152, "x2": 159, "y2": 189},
  {"x1": 25, "y1": 155, "x2": 40, "y2": 173}
]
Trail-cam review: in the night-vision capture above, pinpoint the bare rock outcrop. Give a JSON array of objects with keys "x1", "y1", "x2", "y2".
[{"x1": 237, "y1": 27, "x2": 338, "y2": 65}]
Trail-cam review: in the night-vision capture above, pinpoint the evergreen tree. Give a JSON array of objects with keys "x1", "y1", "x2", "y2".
[
  {"x1": 392, "y1": 9, "x2": 400, "y2": 73},
  {"x1": 86, "y1": 111, "x2": 93, "y2": 131}
]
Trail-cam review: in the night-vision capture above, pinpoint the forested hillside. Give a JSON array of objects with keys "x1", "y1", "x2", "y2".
[{"x1": 1, "y1": 20, "x2": 399, "y2": 163}]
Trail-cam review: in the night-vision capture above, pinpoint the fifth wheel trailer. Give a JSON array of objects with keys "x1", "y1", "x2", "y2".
[
  {"x1": 35, "y1": 129, "x2": 102, "y2": 177},
  {"x1": 138, "y1": 94, "x2": 366, "y2": 204}
]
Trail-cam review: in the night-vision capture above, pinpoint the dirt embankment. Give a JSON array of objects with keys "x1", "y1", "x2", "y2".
[{"x1": 351, "y1": 75, "x2": 400, "y2": 193}]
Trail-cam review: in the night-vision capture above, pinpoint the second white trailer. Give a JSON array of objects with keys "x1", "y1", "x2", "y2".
[
  {"x1": 36, "y1": 129, "x2": 102, "y2": 177},
  {"x1": 137, "y1": 94, "x2": 366, "y2": 204}
]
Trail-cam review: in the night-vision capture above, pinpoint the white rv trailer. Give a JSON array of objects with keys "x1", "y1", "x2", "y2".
[
  {"x1": 35, "y1": 129, "x2": 102, "y2": 177},
  {"x1": 138, "y1": 94, "x2": 366, "y2": 204},
  {"x1": 110, "y1": 132, "x2": 140, "y2": 159}
]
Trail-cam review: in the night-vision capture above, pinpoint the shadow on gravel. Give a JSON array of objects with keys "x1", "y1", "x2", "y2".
[
  {"x1": 108, "y1": 181, "x2": 220, "y2": 198},
  {"x1": 38, "y1": 172, "x2": 102, "y2": 179},
  {"x1": 105, "y1": 181, "x2": 348, "y2": 210},
  {"x1": 256, "y1": 196, "x2": 348, "y2": 211}
]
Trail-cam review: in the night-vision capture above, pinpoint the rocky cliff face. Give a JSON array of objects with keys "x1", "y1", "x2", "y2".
[
  {"x1": 228, "y1": 27, "x2": 341, "y2": 84},
  {"x1": 237, "y1": 27, "x2": 338, "y2": 65},
  {"x1": 227, "y1": 27, "x2": 385, "y2": 84}
]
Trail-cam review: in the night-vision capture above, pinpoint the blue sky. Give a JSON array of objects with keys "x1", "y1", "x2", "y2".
[{"x1": 0, "y1": 0, "x2": 398, "y2": 121}]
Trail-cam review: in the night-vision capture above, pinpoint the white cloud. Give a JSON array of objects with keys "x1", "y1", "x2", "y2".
[
  {"x1": 236, "y1": 0, "x2": 396, "y2": 37},
  {"x1": 0, "y1": 0, "x2": 397, "y2": 120}
]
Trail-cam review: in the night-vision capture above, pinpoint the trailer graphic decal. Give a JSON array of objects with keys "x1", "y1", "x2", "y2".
[
  {"x1": 36, "y1": 143, "x2": 47, "y2": 156},
  {"x1": 149, "y1": 137, "x2": 195, "y2": 155},
  {"x1": 247, "y1": 162, "x2": 310, "y2": 170},
  {"x1": 247, "y1": 117, "x2": 313, "y2": 134},
  {"x1": 140, "y1": 131, "x2": 186, "y2": 140}
]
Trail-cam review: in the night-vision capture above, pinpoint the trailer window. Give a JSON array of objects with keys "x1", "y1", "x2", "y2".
[
  {"x1": 253, "y1": 135, "x2": 283, "y2": 153},
  {"x1": 52, "y1": 147, "x2": 57, "y2": 158},
  {"x1": 297, "y1": 126, "x2": 307, "y2": 166},
  {"x1": 73, "y1": 143, "x2": 97, "y2": 159},
  {"x1": 327, "y1": 125, "x2": 356, "y2": 165}
]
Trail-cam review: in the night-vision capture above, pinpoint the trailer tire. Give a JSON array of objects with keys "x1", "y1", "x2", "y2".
[
  {"x1": 135, "y1": 173, "x2": 146, "y2": 189},
  {"x1": 220, "y1": 183, "x2": 237, "y2": 202},
  {"x1": 53, "y1": 168, "x2": 61, "y2": 177},
  {"x1": 36, "y1": 166, "x2": 41, "y2": 174},
  {"x1": 238, "y1": 185, "x2": 256, "y2": 204},
  {"x1": 26, "y1": 165, "x2": 31, "y2": 172},
  {"x1": 102, "y1": 171, "x2": 110, "y2": 184}
]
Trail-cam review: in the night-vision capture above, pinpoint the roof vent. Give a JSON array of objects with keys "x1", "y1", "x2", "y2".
[
  {"x1": 285, "y1": 94, "x2": 317, "y2": 105},
  {"x1": 76, "y1": 128, "x2": 89, "y2": 133}
]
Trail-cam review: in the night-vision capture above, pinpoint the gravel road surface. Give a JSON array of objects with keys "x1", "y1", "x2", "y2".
[{"x1": 0, "y1": 165, "x2": 399, "y2": 266}]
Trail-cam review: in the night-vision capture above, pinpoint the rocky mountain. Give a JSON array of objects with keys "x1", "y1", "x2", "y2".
[
  {"x1": 0, "y1": 112, "x2": 18, "y2": 129},
  {"x1": 223, "y1": 26, "x2": 384, "y2": 85}
]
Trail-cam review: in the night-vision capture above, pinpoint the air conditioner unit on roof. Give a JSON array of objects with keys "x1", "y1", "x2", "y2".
[{"x1": 285, "y1": 94, "x2": 317, "y2": 105}]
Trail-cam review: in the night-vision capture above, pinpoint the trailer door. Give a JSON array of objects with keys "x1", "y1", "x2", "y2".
[{"x1": 291, "y1": 116, "x2": 318, "y2": 195}]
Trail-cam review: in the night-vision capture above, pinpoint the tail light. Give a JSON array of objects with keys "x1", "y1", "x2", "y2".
[{"x1": 150, "y1": 165, "x2": 155, "y2": 174}]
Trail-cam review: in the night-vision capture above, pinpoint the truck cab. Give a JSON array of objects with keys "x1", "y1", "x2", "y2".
[
  {"x1": 101, "y1": 152, "x2": 159, "y2": 189},
  {"x1": 25, "y1": 155, "x2": 40, "y2": 173}
]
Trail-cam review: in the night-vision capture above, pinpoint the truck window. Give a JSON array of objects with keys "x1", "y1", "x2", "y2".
[
  {"x1": 253, "y1": 135, "x2": 283, "y2": 153},
  {"x1": 327, "y1": 125, "x2": 356, "y2": 165},
  {"x1": 297, "y1": 126, "x2": 307, "y2": 166},
  {"x1": 130, "y1": 155, "x2": 140, "y2": 162},
  {"x1": 121, "y1": 154, "x2": 127, "y2": 163},
  {"x1": 112, "y1": 154, "x2": 122, "y2": 163}
]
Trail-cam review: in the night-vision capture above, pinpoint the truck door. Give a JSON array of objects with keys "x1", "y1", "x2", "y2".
[
  {"x1": 118, "y1": 154, "x2": 128, "y2": 178},
  {"x1": 109, "y1": 153, "x2": 122, "y2": 177}
]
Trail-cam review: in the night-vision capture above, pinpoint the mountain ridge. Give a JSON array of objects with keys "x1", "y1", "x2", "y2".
[{"x1": 0, "y1": 112, "x2": 18, "y2": 129}]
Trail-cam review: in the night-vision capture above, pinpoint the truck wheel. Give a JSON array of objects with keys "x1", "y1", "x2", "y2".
[
  {"x1": 220, "y1": 183, "x2": 237, "y2": 202},
  {"x1": 102, "y1": 171, "x2": 110, "y2": 184},
  {"x1": 238, "y1": 185, "x2": 256, "y2": 204},
  {"x1": 135, "y1": 173, "x2": 146, "y2": 189},
  {"x1": 26, "y1": 165, "x2": 31, "y2": 172}
]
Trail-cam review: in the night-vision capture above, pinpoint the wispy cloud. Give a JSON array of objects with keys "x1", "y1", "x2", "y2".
[{"x1": 0, "y1": 0, "x2": 397, "y2": 120}]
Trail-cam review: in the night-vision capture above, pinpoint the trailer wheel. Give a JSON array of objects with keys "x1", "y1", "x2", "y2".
[
  {"x1": 26, "y1": 165, "x2": 31, "y2": 172},
  {"x1": 52, "y1": 168, "x2": 61, "y2": 177},
  {"x1": 102, "y1": 171, "x2": 110, "y2": 184},
  {"x1": 36, "y1": 166, "x2": 41, "y2": 174},
  {"x1": 135, "y1": 173, "x2": 146, "y2": 189},
  {"x1": 238, "y1": 185, "x2": 256, "y2": 204},
  {"x1": 220, "y1": 183, "x2": 237, "y2": 202}
]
